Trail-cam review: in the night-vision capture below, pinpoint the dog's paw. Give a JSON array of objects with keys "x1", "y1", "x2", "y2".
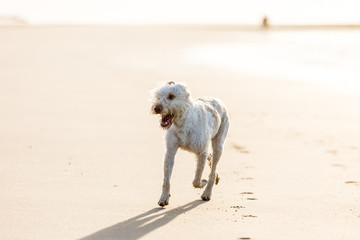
[
  {"x1": 193, "y1": 179, "x2": 208, "y2": 188},
  {"x1": 158, "y1": 199, "x2": 169, "y2": 207},
  {"x1": 201, "y1": 191, "x2": 212, "y2": 201},
  {"x1": 158, "y1": 193, "x2": 170, "y2": 207},
  {"x1": 201, "y1": 194, "x2": 211, "y2": 201}
]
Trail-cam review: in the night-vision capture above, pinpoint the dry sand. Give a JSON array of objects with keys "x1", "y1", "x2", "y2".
[{"x1": 0, "y1": 26, "x2": 359, "y2": 240}]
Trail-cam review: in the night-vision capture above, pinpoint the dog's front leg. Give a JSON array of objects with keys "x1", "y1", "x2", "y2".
[{"x1": 158, "y1": 133, "x2": 179, "y2": 207}]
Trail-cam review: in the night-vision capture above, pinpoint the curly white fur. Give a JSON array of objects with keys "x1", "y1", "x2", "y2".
[{"x1": 151, "y1": 81, "x2": 229, "y2": 206}]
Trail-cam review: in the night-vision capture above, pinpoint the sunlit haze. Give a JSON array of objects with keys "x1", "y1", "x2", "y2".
[{"x1": 1, "y1": 0, "x2": 360, "y2": 24}]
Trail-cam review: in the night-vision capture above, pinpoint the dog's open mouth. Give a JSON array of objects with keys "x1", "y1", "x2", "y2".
[{"x1": 160, "y1": 114, "x2": 174, "y2": 128}]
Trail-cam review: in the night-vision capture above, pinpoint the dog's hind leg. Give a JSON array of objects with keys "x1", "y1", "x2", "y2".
[
  {"x1": 207, "y1": 154, "x2": 220, "y2": 185},
  {"x1": 201, "y1": 118, "x2": 229, "y2": 201},
  {"x1": 192, "y1": 151, "x2": 209, "y2": 188}
]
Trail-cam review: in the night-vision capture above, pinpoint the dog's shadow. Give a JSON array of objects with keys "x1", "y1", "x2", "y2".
[{"x1": 79, "y1": 200, "x2": 205, "y2": 240}]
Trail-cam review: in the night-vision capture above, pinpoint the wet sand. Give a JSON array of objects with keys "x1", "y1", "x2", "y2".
[{"x1": 0, "y1": 26, "x2": 359, "y2": 240}]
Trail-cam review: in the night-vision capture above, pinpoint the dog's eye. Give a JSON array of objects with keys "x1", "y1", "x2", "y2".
[{"x1": 167, "y1": 94, "x2": 175, "y2": 100}]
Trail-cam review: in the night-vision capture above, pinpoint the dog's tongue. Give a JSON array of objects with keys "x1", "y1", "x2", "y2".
[{"x1": 161, "y1": 114, "x2": 173, "y2": 128}]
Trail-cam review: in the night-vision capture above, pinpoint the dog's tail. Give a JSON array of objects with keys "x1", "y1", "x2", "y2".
[{"x1": 207, "y1": 154, "x2": 220, "y2": 185}]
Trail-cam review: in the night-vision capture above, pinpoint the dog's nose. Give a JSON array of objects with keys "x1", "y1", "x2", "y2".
[{"x1": 154, "y1": 105, "x2": 162, "y2": 114}]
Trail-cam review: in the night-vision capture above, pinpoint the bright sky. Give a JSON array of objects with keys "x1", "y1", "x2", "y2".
[{"x1": 1, "y1": 0, "x2": 360, "y2": 24}]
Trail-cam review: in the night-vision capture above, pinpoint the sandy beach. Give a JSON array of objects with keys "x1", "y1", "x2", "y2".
[{"x1": 0, "y1": 26, "x2": 359, "y2": 240}]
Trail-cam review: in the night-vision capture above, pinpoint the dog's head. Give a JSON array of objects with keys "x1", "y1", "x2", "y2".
[{"x1": 150, "y1": 81, "x2": 191, "y2": 129}]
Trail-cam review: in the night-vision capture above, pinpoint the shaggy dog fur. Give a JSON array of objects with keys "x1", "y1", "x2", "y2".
[{"x1": 151, "y1": 81, "x2": 229, "y2": 206}]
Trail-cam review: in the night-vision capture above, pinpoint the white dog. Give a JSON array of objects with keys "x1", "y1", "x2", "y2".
[{"x1": 151, "y1": 81, "x2": 229, "y2": 206}]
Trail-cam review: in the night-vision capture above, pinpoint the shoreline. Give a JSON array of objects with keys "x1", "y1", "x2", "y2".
[{"x1": 1, "y1": 23, "x2": 360, "y2": 31}]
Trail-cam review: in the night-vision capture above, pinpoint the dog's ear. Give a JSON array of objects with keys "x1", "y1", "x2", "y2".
[
  {"x1": 168, "y1": 81, "x2": 175, "y2": 85},
  {"x1": 177, "y1": 82, "x2": 191, "y2": 99}
]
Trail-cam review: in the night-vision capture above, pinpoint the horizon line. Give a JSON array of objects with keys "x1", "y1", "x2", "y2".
[{"x1": 1, "y1": 22, "x2": 360, "y2": 30}]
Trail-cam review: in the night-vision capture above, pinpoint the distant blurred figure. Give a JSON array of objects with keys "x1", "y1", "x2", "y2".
[{"x1": 262, "y1": 15, "x2": 269, "y2": 29}]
